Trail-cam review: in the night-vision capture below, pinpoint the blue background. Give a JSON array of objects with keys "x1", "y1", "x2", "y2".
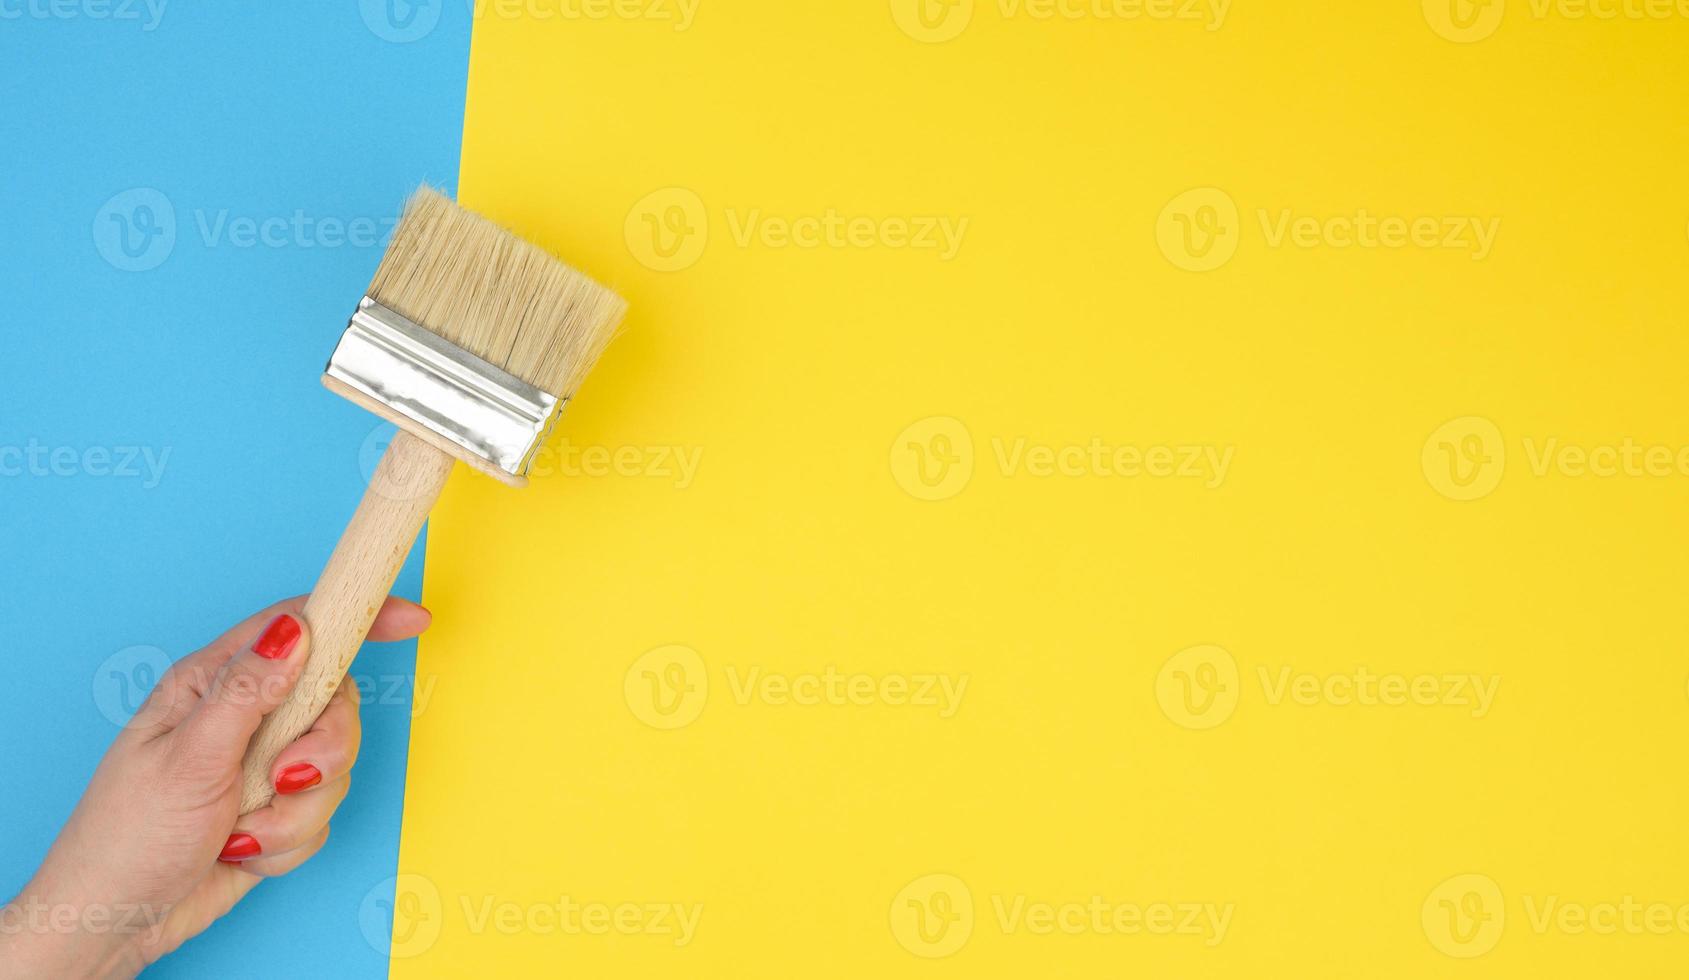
[{"x1": 1, "y1": 4, "x2": 470, "y2": 976}]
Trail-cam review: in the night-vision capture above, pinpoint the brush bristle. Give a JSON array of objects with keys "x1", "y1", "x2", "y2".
[{"x1": 367, "y1": 187, "x2": 626, "y2": 398}]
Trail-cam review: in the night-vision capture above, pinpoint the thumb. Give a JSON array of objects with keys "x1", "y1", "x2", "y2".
[{"x1": 174, "y1": 614, "x2": 310, "y2": 770}]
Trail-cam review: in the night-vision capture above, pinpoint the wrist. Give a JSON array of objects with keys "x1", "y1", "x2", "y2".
[{"x1": 1, "y1": 878, "x2": 150, "y2": 980}]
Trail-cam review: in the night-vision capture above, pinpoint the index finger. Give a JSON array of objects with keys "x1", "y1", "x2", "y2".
[{"x1": 165, "y1": 595, "x2": 432, "y2": 700}]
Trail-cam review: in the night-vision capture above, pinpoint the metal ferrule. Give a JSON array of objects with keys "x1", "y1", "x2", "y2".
[{"x1": 325, "y1": 297, "x2": 562, "y2": 480}]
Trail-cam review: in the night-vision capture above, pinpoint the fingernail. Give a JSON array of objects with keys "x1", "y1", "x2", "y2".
[
  {"x1": 275, "y1": 763, "x2": 322, "y2": 795},
  {"x1": 218, "y1": 833, "x2": 261, "y2": 863},
  {"x1": 253, "y1": 615, "x2": 302, "y2": 660}
]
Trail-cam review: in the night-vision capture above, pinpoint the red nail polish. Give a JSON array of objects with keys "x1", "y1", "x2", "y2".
[
  {"x1": 218, "y1": 833, "x2": 261, "y2": 862},
  {"x1": 253, "y1": 615, "x2": 302, "y2": 660},
  {"x1": 275, "y1": 763, "x2": 322, "y2": 795}
]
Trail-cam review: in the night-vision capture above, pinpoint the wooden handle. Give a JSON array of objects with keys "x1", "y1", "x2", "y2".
[{"x1": 238, "y1": 429, "x2": 454, "y2": 813}]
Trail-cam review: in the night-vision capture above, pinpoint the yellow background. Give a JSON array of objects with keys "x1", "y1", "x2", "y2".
[{"x1": 393, "y1": 2, "x2": 1689, "y2": 976}]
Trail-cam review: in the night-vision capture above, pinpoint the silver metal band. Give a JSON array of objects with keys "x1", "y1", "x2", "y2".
[{"x1": 324, "y1": 297, "x2": 563, "y2": 480}]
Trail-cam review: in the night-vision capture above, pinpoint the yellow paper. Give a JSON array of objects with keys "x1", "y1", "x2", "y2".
[{"x1": 394, "y1": 4, "x2": 1689, "y2": 976}]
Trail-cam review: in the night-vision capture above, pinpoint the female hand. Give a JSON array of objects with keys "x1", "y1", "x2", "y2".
[{"x1": 0, "y1": 595, "x2": 430, "y2": 978}]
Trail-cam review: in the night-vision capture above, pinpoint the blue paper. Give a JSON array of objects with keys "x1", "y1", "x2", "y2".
[{"x1": 0, "y1": 4, "x2": 470, "y2": 976}]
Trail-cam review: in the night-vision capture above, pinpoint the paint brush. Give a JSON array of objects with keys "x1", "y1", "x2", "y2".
[{"x1": 237, "y1": 187, "x2": 625, "y2": 812}]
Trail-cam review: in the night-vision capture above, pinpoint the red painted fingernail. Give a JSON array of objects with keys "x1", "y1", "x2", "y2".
[
  {"x1": 218, "y1": 833, "x2": 261, "y2": 863},
  {"x1": 275, "y1": 763, "x2": 322, "y2": 795},
  {"x1": 253, "y1": 615, "x2": 302, "y2": 660}
]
